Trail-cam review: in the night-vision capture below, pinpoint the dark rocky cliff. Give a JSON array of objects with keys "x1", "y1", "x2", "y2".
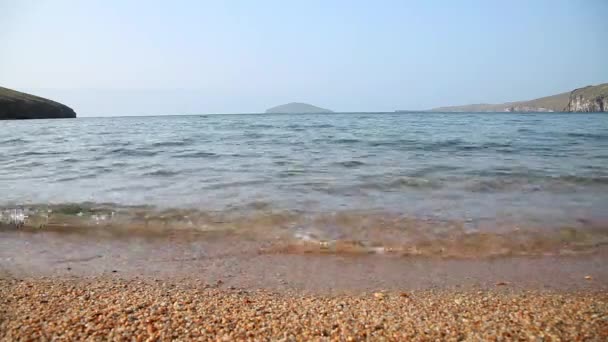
[{"x1": 0, "y1": 87, "x2": 76, "y2": 120}]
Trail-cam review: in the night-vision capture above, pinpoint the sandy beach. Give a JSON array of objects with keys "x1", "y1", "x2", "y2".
[{"x1": 1, "y1": 277, "x2": 606, "y2": 341}]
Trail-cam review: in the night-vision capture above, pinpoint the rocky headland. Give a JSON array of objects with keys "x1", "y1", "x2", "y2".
[
  {"x1": 426, "y1": 83, "x2": 608, "y2": 113},
  {"x1": 566, "y1": 83, "x2": 608, "y2": 112},
  {"x1": 0, "y1": 86, "x2": 76, "y2": 120}
]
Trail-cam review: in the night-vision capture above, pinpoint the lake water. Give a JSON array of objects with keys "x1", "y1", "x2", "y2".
[{"x1": 1, "y1": 113, "x2": 607, "y2": 256}]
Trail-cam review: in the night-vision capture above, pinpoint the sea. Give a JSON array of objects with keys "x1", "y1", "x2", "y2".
[{"x1": 1, "y1": 112, "x2": 608, "y2": 257}]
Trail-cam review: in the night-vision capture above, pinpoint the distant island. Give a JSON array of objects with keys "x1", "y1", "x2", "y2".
[
  {"x1": 266, "y1": 102, "x2": 333, "y2": 114},
  {"x1": 0, "y1": 86, "x2": 76, "y2": 120},
  {"x1": 397, "y1": 83, "x2": 607, "y2": 113}
]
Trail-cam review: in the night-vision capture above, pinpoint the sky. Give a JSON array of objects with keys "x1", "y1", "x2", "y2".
[{"x1": 1, "y1": 0, "x2": 607, "y2": 116}]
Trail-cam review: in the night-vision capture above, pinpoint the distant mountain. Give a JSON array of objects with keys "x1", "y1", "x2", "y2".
[
  {"x1": 425, "y1": 83, "x2": 607, "y2": 113},
  {"x1": 266, "y1": 102, "x2": 333, "y2": 114},
  {"x1": 0, "y1": 86, "x2": 77, "y2": 120}
]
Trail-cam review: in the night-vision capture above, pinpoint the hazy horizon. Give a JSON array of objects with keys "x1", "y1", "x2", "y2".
[{"x1": 2, "y1": 0, "x2": 607, "y2": 116}]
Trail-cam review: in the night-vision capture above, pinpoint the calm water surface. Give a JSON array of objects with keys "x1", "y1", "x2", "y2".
[{"x1": 1, "y1": 113, "x2": 607, "y2": 237}]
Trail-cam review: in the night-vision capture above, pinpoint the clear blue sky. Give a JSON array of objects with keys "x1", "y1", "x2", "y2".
[{"x1": 1, "y1": 0, "x2": 607, "y2": 116}]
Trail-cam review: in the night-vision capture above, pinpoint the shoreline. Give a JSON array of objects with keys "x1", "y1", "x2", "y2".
[
  {"x1": 2, "y1": 228, "x2": 607, "y2": 340},
  {"x1": 2, "y1": 229, "x2": 607, "y2": 293}
]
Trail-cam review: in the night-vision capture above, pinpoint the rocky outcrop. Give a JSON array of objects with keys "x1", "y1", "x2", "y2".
[
  {"x1": 266, "y1": 102, "x2": 333, "y2": 114},
  {"x1": 0, "y1": 86, "x2": 76, "y2": 120},
  {"x1": 566, "y1": 84, "x2": 608, "y2": 112}
]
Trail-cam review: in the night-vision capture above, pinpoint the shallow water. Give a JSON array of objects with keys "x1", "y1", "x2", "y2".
[{"x1": 1, "y1": 112, "x2": 607, "y2": 255}]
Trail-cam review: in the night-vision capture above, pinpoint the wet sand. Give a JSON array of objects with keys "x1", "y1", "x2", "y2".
[
  {"x1": 2, "y1": 230, "x2": 608, "y2": 292},
  {"x1": 1, "y1": 230, "x2": 607, "y2": 340}
]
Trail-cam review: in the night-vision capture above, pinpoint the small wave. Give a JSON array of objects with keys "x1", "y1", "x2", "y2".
[
  {"x1": 4, "y1": 205, "x2": 607, "y2": 258},
  {"x1": 18, "y1": 161, "x2": 44, "y2": 168},
  {"x1": 422, "y1": 139, "x2": 467, "y2": 151},
  {"x1": 480, "y1": 142, "x2": 513, "y2": 149},
  {"x1": 92, "y1": 166, "x2": 113, "y2": 174},
  {"x1": 517, "y1": 128, "x2": 536, "y2": 134},
  {"x1": 557, "y1": 175, "x2": 608, "y2": 186},
  {"x1": 151, "y1": 140, "x2": 193, "y2": 147},
  {"x1": 335, "y1": 160, "x2": 366, "y2": 168},
  {"x1": 0, "y1": 138, "x2": 28, "y2": 145},
  {"x1": 172, "y1": 151, "x2": 218, "y2": 159},
  {"x1": 18, "y1": 151, "x2": 67, "y2": 156},
  {"x1": 466, "y1": 179, "x2": 523, "y2": 193},
  {"x1": 248, "y1": 124, "x2": 275, "y2": 129},
  {"x1": 468, "y1": 168, "x2": 541, "y2": 178},
  {"x1": 309, "y1": 124, "x2": 334, "y2": 129},
  {"x1": 466, "y1": 174, "x2": 608, "y2": 193},
  {"x1": 278, "y1": 170, "x2": 307, "y2": 178},
  {"x1": 409, "y1": 165, "x2": 462, "y2": 177},
  {"x1": 143, "y1": 170, "x2": 180, "y2": 177},
  {"x1": 56, "y1": 173, "x2": 99, "y2": 182},
  {"x1": 109, "y1": 148, "x2": 157, "y2": 157},
  {"x1": 202, "y1": 179, "x2": 269, "y2": 190},
  {"x1": 361, "y1": 177, "x2": 440, "y2": 190},
  {"x1": 267, "y1": 217, "x2": 608, "y2": 258},
  {"x1": 387, "y1": 177, "x2": 439, "y2": 189},
  {"x1": 334, "y1": 138, "x2": 361, "y2": 144},
  {"x1": 109, "y1": 184, "x2": 159, "y2": 192},
  {"x1": 244, "y1": 132, "x2": 265, "y2": 139},
  {"x1": 368, "y1": 139, "x2": 417, "y2": 147},
  {"x1": 566, "y1": 132, "x2": 608, "y2": 140}
]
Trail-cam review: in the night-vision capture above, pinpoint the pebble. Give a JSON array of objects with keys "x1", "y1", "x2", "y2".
[
  {"x1": 0, "y1": 278, "x2": 606, "y2": 340},
  {"x1": 373, "y1": 292, "x2": 385, "y2": 299}
]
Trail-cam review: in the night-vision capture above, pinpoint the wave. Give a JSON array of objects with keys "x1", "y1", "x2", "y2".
[
  {"x1": 556, "y1": 175, "x2": 608, "y2": 186},
  {"x1": 517, "y1": 128, "x2": 537, "y2": 134},
  {"x1": 368, "y1": 139, "x2": 417, "y2": 147},
  {"x1": 108, "y1": 148, "x2": 158, "y2": 157},
  {"x1": 335, "y1": 160, "x2": 366, "y2": 168},
  {"x1": 18, "y1": 151, "x2": 68, "y2": 156},
  {"x1": 243, "y1": 132, "x2": 265, "y2": 139},
  {"x1": 277, "y1": 170, "x2": 307, "y2": 178},
  {"x1": 369, "y1": 140, "x2": 518, "y2": 153},
  {"x1": 409, "y1": 165, "x2": 462, "y2": 177},
  {"x1": 56, "y1": 173, "x2": 99, "y2": 182},
  {"x1": 566, "y1": 132, "x2": 608, "y2": 140},
  {"x1": 2, "y1": 205, "x2": 607, "y2": 258},
  {"x1": 171, "y1": 151, "x2": 219, "y2": 159},
  {"x1": 333, "y1": 138, "x2": 361, "y2": 144},
  {"x1": 0, "y1": 138, "x2": 29, "y2": 145},
  {"x1": 422, "y1": 139, "x2": 467, "y2": 151},
  {"x1": 309, "y1": 124, "x2": 334, "y2": 129},
  {"x1": 387, "y1": 177, "x2": 440, "y2": 189},
  {"x1": 465, "y1": 174, "x2": 608, "y2": 192},
  {"x1": 247, "y1": 124, "x2": 275, "y2": 129},
  {"x1": 143, "y1": 169, "x2": 180, "y2": 177},
  {"x1": 150, "y1": 139, "x2": 193, "y2": 147},
  {"x1": 479, "y1": 142, "x2": 513, "y2": 149},
  {"x1": 201, "y1": 179, "x2": 269, "y2": 190},
  {"x1": 360, "y1": 177, "x2": 441, "y2": 190}
]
